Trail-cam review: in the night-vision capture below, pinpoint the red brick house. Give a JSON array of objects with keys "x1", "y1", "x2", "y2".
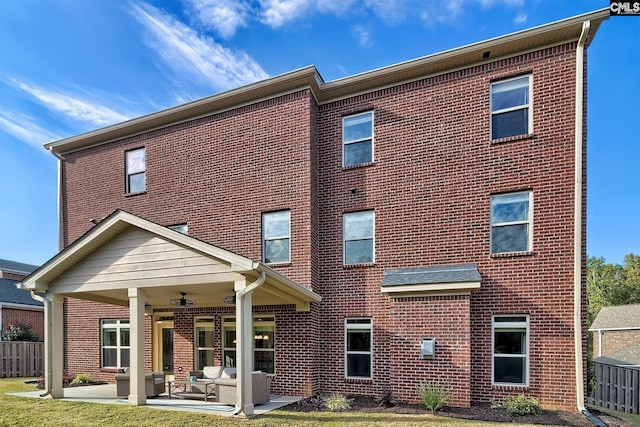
[
  {"x1": 0, "y1": 259, "x2": 43, "y2": 340},
  {"x1": 20, "y1": 9, "x2": 610, "y2": 415}
]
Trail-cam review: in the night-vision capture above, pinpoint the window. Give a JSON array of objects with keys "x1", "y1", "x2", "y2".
[
  {"x1": 194, "y1": 317, "x2": 215, "y2": 370},
  {"x1": 125, "y1": 147, "x2": 146, "y2": 193},
  {"x1": 345, "y1": 318, "x2": 372, "y2": 378},
  {"x1": 490, "y1": 192, "x2": 531, "y2": 254},
  {"x1": 491, "y1": 75, "x2": 531, "y2": 139},
  {"x1": 492, "y1": 315, "x2": 529, "y2": 385},
  {"x1": 343, "y1": 211, "x2": 374, "y2": 265},
  {"x1": 343, "y1": 111, "x2": 373, "y2": 166},
  {"x1": 168, "y1": 224, "x2": 188, "y2": 234},
  {"x1": 223, "y1": 316, "x2": 275, "y2": 374},
  {"x1": 101, "y1": 319, "x2": 130, "y2": 369},
  {"x1": 262, "y1": 211, "x2": 290, "y2": 264}
]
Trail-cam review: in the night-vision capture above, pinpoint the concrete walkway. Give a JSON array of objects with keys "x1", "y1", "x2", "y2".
[{"x1": 11, "y1": 384, "x2": 299, "y2": 417}]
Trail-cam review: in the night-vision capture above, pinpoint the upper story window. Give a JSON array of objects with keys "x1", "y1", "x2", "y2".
[
  {"x1": 343, "y1": 111, "x2": 373, "y2": 167},
  {"x1": 492, "y1": 315, "x2": 529, "y2": 386},
  {"x1": 345, "y1": 318, "x2": 372, "y2": 379},
  {"x1": 490, "y1": 75, "x2": 531, "y2": 139},
  {"x1": 343, "y1": 210, "x2": 374, "y2": 265},
  {"x1": 168, "y1": 224, "x2": 188, "y2": 234},
  {"x1": 490, "y1": 192, "x2": 532, "y2": 254},
  {"x1": 262, "y1": 210, "x2": 290, "y2": 264},
  {"x1": 125, "y1": 147, "x2": 146, "y2": 193}
]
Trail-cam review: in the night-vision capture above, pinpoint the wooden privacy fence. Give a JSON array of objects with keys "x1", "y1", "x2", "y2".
[
  {"x1": 0, "y1": 341, "x2": 43, "y2": 378},
  {"x1": 589, "y1": 361, "x2": 640, "y2": 414}
]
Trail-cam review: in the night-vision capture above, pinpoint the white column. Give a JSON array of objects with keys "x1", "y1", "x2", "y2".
[
  {"x1": 235, "y1": 278, "x2": 254, "y2": 417},
  {"x1": 49, "y1": 294, "x2": 64, "y2": 398},
  {"x1": 128, "y1": 288, "x2": 146, "y2": 406}
]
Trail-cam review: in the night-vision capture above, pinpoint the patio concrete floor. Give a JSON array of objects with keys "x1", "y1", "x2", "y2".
[{"x1": 11, "y1": 383, "x2": 300, "y2": 417}]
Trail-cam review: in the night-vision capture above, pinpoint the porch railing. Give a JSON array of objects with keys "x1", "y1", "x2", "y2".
[
  {"x1": 589, "y1": 360, "x2": 640, "y2": 414},
  {"x1": 0, "y1": 341, "x2": 44, "y2": 378}
]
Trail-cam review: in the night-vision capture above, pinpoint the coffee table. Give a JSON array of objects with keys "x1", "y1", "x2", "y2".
[{"x1": 167, "y1": 379, "x2": 216, "y2": 402}]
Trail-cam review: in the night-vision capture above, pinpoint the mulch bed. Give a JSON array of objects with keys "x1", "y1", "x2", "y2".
[{"x1": 284, "y1": 395, "x2": 636, "y2": 427}]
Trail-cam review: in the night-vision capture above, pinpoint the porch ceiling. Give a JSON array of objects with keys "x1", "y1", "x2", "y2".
[{"x1": 19, "y1": 210, "x2": 321, "y2": 311}]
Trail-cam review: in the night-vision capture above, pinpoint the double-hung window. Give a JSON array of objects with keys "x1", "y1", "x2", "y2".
[
  {"x1": 490, "y1": 192, "x2": 531, "y2": 254},
  {"x1": 343, "y1": 111, "x2": 373, "y2": 166},
  {"x1": 492, "y1": 315, "x2": 529, "y2": 385},
  {"x1": 194, "y1": 317, "x2": 215, "y2": 370},
  {"x1": 101, "y1": 319, "x2": 130, "y2": 369},
  {"x1": 262, "y1": 210, "x2": 290, "y2": 264},
  {"x1": 222, "y1": 316, "x2": 275, "y2": 373},
  {"x1": 345, "y1": 318, "x2": 372, "y2": 378},
  {"x1": 343, "y1": 211, "x2": 374, "y2": 265},
  {"x1": 125, "y1": 147, "x2": 146, "y2": 193},
  {"x1": 491, "y1": 75, "x2": 531, "y2": 139}
]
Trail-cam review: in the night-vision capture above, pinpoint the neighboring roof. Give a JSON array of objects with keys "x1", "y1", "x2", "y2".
[
  {"x1": 589, "y1": 304, "x2": 640, "y2": 331},
  {"x1": 0, "y1": 259, "x2": 38, "y2": 275},
  {"x1": 44, "y1": 9, "x2": 609, "y2": 156},
  {"x1": 381, "y1": 264, "x2": 481, "y2": 295},
  {"x1": 594, "y1": 343, "x2": 640, "y2": 366},
  {"x1": 0, "y1": 278, "x2": 43, "y2": 307}
]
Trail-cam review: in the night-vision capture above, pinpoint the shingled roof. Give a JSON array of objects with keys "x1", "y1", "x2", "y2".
[
  {"x1": 589, "y1": 304, "x2": 640, "y2": 331},
  {"x1": 0, "y1": 259, "x2": 38, "y2": 275},
  {"x1": 0, "y1": 278, "x2": 43, "y2": 307}
]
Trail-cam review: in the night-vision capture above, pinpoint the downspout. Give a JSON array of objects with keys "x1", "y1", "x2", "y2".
[
  {"x1": 47, "y1": 148, "x2": 64, "y2": 251},
  {"x1": 233, "y1": 270, "x2": 266, "y2": 416},
  {"x1": 29, "y1": 291, "x2": 52, "y2": 398},
  {"x1": 573, "y1": 21, "x2": 601, "y2": 426}
]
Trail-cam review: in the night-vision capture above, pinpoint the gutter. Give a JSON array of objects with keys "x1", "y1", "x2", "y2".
[
  {"x1": 29, "y1": 291, "x2": 52, "y2": 398},
  {"x1": 233, "y1": 271, "x2": 266, "y2": 416}
]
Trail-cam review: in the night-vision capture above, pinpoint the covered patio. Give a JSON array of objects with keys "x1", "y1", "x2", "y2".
[{"x1": 18, "y1": 210, "x2": 321, "y2": 417}]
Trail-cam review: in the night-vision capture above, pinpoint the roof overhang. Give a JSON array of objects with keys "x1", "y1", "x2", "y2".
[
  {"x1": 381, "y1": 264, "x2": 481, "y2": 297},
  {"x1": 19, "y1": 210, "x2": 321, "y2": 312},
  {"x1": 44, "y1": 9, "x2": 609, "y2": 156}
]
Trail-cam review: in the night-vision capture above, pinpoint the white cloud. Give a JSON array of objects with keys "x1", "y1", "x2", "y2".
[
  {"x1": 258, "y1": 0, "x2": 312, "y2": 27},
  {"x1": 352, "y1": 25, "x2": 373, "y2": 47},
  {"x1": 10, "y1": 79, "x2": 130, "y2": 127},
  {"x1": 0, "y1": 111, "x2": 62, "y2": 149},
  {"x1": 132, "y1": 2, "x2": 268, "y2": 92},
  {"x1": 185, "y1": 0, "x2": 251, "y2": 38},
  {"x1": 514, "y1": 12, "x2": 527, "y2": 24}
]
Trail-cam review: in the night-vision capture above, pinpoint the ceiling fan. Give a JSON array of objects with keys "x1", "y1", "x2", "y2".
[{"x1": 170, "y1": 292, "x2": 196, "y2": 307}]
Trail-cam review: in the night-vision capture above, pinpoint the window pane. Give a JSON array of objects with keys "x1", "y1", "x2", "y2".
[
  {"x1": 197, "y1": 329, "x2": 214, "y2": 348},
  {"x1": 197, "y1": 350, "x2": 215, "y2": 369},
  {"x1": 126, "y1": 149, "x2": 146, "y2": 174},
  {"x1": 492, "y1": 78, "x2": 529, "y2": 110},
  {"x1": 344, "y1": 212, "x2": 373, "y2": 239},
  {"x1": 347, "y1": 330, "x2": 371, "y2": 352},
  {"x1": 254, "y1": 351, "x2": 274, "y2": 373},
  {"x1": 491, "y1": 194, "x2": 529, "y2": 224},
  {"x1": 224, "y1": 350, "x2": 236, "y2": 368},
  {"x1": 492, "y1": 109, "x2": 528, "y2": 139},
  {"x1": 254, "y1": 326, "x2": 274, "y2": 349},
  {"x1": 120, "y1": 329, "x2": 130, "y2": 347},
  {"x1": 494, "y1": 356, "x2": 525, "y2": 384},
  {"x1": 224, "y1": 329, "x2": 236, "y2": 347},
  {"x1": 492, "y1": 224, "x2": 528, "y2": 253},
  {"x1": 264, "y1": 238, "x2": 290, "y2": 263},
  {"x1": 103, "y1": 348, "x2": 117, "y2": 367},
  {"x1": 263, "y1": 211, "x2": 289, "y2": 238},
  {"x1": 102, "y1": 329, "x2": 116, "y2": 347},
  {"x1": 344, "y1": 140, "x2": 372, "y2": 166},
  {"x1": 121, "y1": 349, "x2": 130, "y2": 368},
  {"x1": 347, "y1": 354, "x2": 371, "y2": 377},
  {"x1": 345, "y1": 239, "x2": 373, "y2": 264},
  {"x1": 495, "y1": 329, "x2": 526, "y2": 354},
  {"x1": 343, "y1": 113, "x2": 372, "y2": 143},
  {"x1": 128, "y1": 172, "x2": 146, "y2": 193}
]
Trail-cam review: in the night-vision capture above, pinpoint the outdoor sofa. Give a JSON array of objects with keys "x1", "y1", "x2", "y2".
[
  {"x1": 114, "y1": 370, "x2": 166, "y2": 397},
  {"x1": 188, "y1": 366, "x2": 270, "y2": 405}
]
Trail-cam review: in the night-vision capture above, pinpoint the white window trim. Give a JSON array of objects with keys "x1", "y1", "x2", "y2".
[
  {"x1": 344, "y1": 318, "x2": 373, "y2": 379},
  {"x1": 490, "y1": 191, "x2": 533, "y2": 254},
  {"x1": 194, "y1": 317, "x2": 215, "y2": 370},
  {"x1": 490, "y1": 75, "x2": 533, "y2": 140},
  {"x1": 125, "y1": 147, "x2": 146, "y2": 193},
  {"x1": 342, "y1": 111, "x2": 374, "y2": 167},
  {"x1": 262, "y1": 210, "x2": 291, "y2": 264},
  {"x1": 343, "y1": 210, "x2": 375, "y2": 265},
  {"x1": 491, "y1": 315, "x2": 530, "y2": 387},
  {"x1": 101, "y1": 319, "x2": 130, "y2": 369}
]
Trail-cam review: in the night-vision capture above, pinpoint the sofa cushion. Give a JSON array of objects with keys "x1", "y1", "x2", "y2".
[
  {"x1": 202, "y1": 366, "x2": 223, "y2": 379},
  {"x1": 221, "y1": 367, "x2": 237, "y2": 379}
]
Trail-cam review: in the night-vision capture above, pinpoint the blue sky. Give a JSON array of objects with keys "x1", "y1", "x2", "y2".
[{"x1": 0, "y1": 1, "x2": 638, "y2": 267}]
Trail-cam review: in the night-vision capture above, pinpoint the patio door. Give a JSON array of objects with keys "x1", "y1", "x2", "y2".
[{"x1": 153, "y1": 314, "x2": 174, "y2": 378}]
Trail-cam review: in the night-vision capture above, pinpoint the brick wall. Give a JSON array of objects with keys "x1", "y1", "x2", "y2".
[
  {"x1": 1, "y1": 307, "x2": 44, "y2": 341},
  {"x1": 594, "y1": 330, "x2": 640, "y2": 357}
]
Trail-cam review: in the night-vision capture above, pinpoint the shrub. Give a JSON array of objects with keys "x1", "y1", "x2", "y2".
[
  {"x1": 493, "y1": 395, "x2": 541, "y2": 416},
  {"x1": 70, "y1": 373, "x2": 91, "y2": 385},
  {"x1": 1, "y1": 323, "x2": 39, "y2": 342},
  {"x1": 416, "y1": 382, "x2": 449, "y2": 412},
  {"x1": 296, "y1": 395, "x2": 324, "y2": 411},
  {"x1": 323, "y1": 393, "x2": 354, "y2": 412},
  {"x1": 376, "y1": 388, "x2": 395, "y2": 407}
]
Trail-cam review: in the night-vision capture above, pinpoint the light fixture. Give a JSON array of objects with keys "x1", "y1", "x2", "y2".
[{"x1": 170, "y1": 292, "x2": 196, "y2": 307}]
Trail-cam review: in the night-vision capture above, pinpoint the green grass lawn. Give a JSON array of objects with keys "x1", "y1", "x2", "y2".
[{"x1": 0, "y1": 378, "x2": 553, "y2": 426}]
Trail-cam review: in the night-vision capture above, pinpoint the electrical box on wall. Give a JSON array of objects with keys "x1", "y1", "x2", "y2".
[{"x1": 421, "y1": 338, "x2": 435, "y2": 359}]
